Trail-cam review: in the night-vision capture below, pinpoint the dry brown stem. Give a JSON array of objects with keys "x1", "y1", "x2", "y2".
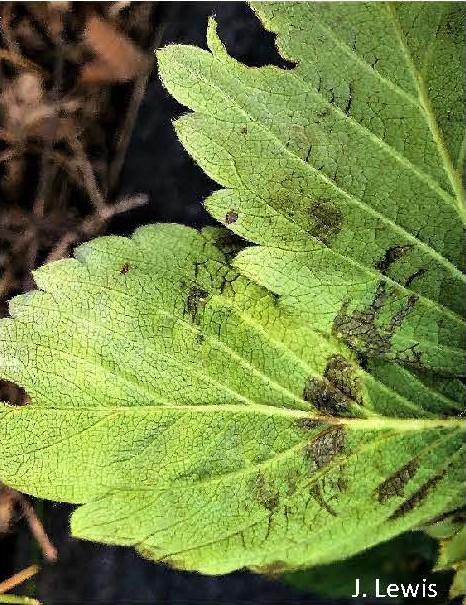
[
  {"x1": 17, "y1": 497, "x2": 57, "y2": 563},
  {"x1": 0, "y1": 565, "x2": 40, "y2": 595}
]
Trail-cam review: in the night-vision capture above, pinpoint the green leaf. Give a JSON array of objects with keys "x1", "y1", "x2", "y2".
[
  {"x1": 0, "y1": 224, "x2": 464, "y2": 574},
  {"x1": 157, "y1": 2, "x2": 466, "y2": 375},
  {"x1": 449, "y1": 563, "x2": 466, "y2": 600},
  {"x1": 0, "y1": 597, "x2": 41, "y2": 605},
  {"x1": 423, "y1": 511, "x2": 466, "y2": 598},
  {"x1": 436, "y1": 525, "x2": 466, "y2": 570},
  {"x1": 1, "y1": 3, "x2": 465, "y2": 578}
]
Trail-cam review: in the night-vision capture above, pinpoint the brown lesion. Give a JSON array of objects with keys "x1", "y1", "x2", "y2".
[
  {"x1": 295, "y1": 417, "x2": 325, "y2": 431},
  {"x1": 186, "y1": 285, "x2": 208, "y2": 323},
  {"x1": 208, "y1": 229, "x2": 246, "y2": 262},
  {"x1": 375, "y1": 244, "x2": 412, "y2": 275},
  {"x1": 285, "y1": 467, "x2": 302, "y2": 497},
  {"x1": 308, "y1": 199, "x2": 343, "y2": 245},
  {"x1": 388, "y1": 472, "x2": 446, "y2": 521},
  {"x1": 0, "y1": 380, "x2": 30, "y2": 406},
  {"x1": 303, "y1": 376, "x2": 352, "y2": 416},
  {"x1": 305, "y1": 426, "x2": 345, "y2": 472},
  {"x1": 405, "y1": 268, "x2": 427, "y2": 288},
  {"x1": 255, "y1": 472, "x2": 279, "y2": 512},
  {"x1": 302, "y1": 354, "x2": 363, "y2": 417},
  {"x1": 375, "y1": 459, "x2": 419, "y2": 504},
  {"x1": 425, "y1": 507, "x2": 466, "y2": 527},
  {"x1": 309, "y1": 483, "x2": 338, "y2": 517},
  {"x1": 333, "y1": 281, "x2": 419, "y2": 361},
  {"x1": 336, "y1": 475, "x2": 348, "y2": 493},
  {"x1": 224, "y1": 209, "x2": 238, "y2": 225}
]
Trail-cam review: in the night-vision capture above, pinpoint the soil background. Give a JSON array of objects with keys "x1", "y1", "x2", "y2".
[{"x1": 5, "y1": 3, "x2": 356, "y2": 603}]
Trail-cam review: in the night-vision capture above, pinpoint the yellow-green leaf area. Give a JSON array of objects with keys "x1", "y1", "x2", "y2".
[
  {"x1": 0, "y1": 224, "x2": 464, "y2": 574},
  {"x1": 1, "y1": 3, "x2": 465, "y2": 577}
]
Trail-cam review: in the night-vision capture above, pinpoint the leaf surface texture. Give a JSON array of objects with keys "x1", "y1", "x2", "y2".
[{"x1": 1, "y1": 2, "x2": 465, "y2": 574}]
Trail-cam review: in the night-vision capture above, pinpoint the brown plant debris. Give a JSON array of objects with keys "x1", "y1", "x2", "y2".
[
  {"x1": 0, "y1": 564, "x2": 40, "y2": 595},
  {"x1": 0, "y1": 1, "x2": 158, "y2": 315}
]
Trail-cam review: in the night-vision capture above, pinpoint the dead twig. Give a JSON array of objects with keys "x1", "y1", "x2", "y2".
[
  {"x1": 16, "y1": 496, "x2": 57, "y2": 563},
  {"x1": 107, "y1": 5, "x2": 165, "y2": 192},
  {"x1": 33, "y1": 20, "x2": 65, "y2": 222},
  {"x1": 69, "y1": 135, "x2": 107, "y2": 212},
  {"x1": 46, "y1": 193, "x2": 148, "y2": 262},
  {"x1": 0, "y1": 50, "x2": 44, "y2": 77},
  {"x1": 99, "y1": 193, "x2": 148, "y2": 220},
  {"x1": 0, "y1": 566, "x2": 40, "y2": 595}
]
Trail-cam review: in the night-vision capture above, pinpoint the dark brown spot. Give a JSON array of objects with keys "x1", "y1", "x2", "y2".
[
  {"x1": 375, "y1": 459, "x2": 419, "y2": 504},
  {"x1": 405, "y1": 268, "x2": 427, "y2": 288},
  {"x1": 186, "y1": 286, "x2": 208, "y2": 323},
  {"x1": 302, "y1": 355, "x2": 362, "y2": 417},
  {"x1": 309, "y1": 199, "x2": 343, "y2": 245},
  {"x1": 389, "y1": 472, "x2": 446, "y2": 520},
  {"x1": 426, "y1": 507, "x2": 466, "y2": 527},
  {"x1": 325, "y1": 354, "x2": 362, "y2": 402},
  {"x1": 343, "y1": 84, "x2": 353, "y2": 116},
  {"x1": 0, "y1": 381, "x2": 30, "y2": 406},
  {"x1": 387, "y1": 295, "x2": 418, "y2": 333},
  {"x1": 303, "y1": 377, "x2": 352, "y2": 416},
  {"x1": 337, "y1": 476, "x2": 348, "y2": 492},
  {"x1": 225, "y1": 210, "x2": 238, "y2": 225},
  {"x1": 211, "y1": 231, "x2": 246, "y2": 261},
  {"x1": 375, "y1": 245, "x2": 412, "y2": 275},
  {"x1": 255, "y1": 472, "x2": 279, "y2": 512},
  {"x1": 305, "y1": 427, "x2": 345, "y2": 471},
  {"x1": 286, "y1": 468, "x2": 301, "y2": 496},
  {"x1": 296, "y1": 417, "x2": 325, "y2": 431},
  {"x1": 119, "y1": 262, "x2": 130, "y2": 274},
  {"x1": 240, "y1": 126, "x2": 248, "y2": 135}
]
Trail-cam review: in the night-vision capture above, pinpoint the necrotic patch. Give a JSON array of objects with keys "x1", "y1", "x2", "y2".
[
  {"x1": 305, "y1": 427, "x2": 345, "y2": 472},
  {"x1": 375, "y1": 459, "x2": 419, "y2": 504},
  {"x1": 302, "y1": 354, "x2": 362, "y2": 416},
  {"x1": 308, "y1": 199, "x2": 343, "y2": 245}
]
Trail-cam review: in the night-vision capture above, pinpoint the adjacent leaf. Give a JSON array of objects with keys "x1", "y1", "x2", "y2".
[
  {"x1": 0, "y1": 224, "x2": 464, "y2": 574},
  {"x1": 436, "y1": 526, "x2": 466, "y2": 570},
  {"x1": 449, "y1": 563, "x2": 466, "y2": 600},
  {"x1": 157, "y1": 2, "x2": 466, "y2": 375},
  {"x1": 429, "y1": 518, "x2": 466, "y2": 599}
]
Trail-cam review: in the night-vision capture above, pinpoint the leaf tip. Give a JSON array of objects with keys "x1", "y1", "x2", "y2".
[{"x1": 206, "y1": 17, "x2": 226, "y2": 57}]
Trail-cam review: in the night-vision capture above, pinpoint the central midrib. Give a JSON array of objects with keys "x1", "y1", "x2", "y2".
[{"x1": 7, "y1": 403, "x2": 466, "y2": 431}]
